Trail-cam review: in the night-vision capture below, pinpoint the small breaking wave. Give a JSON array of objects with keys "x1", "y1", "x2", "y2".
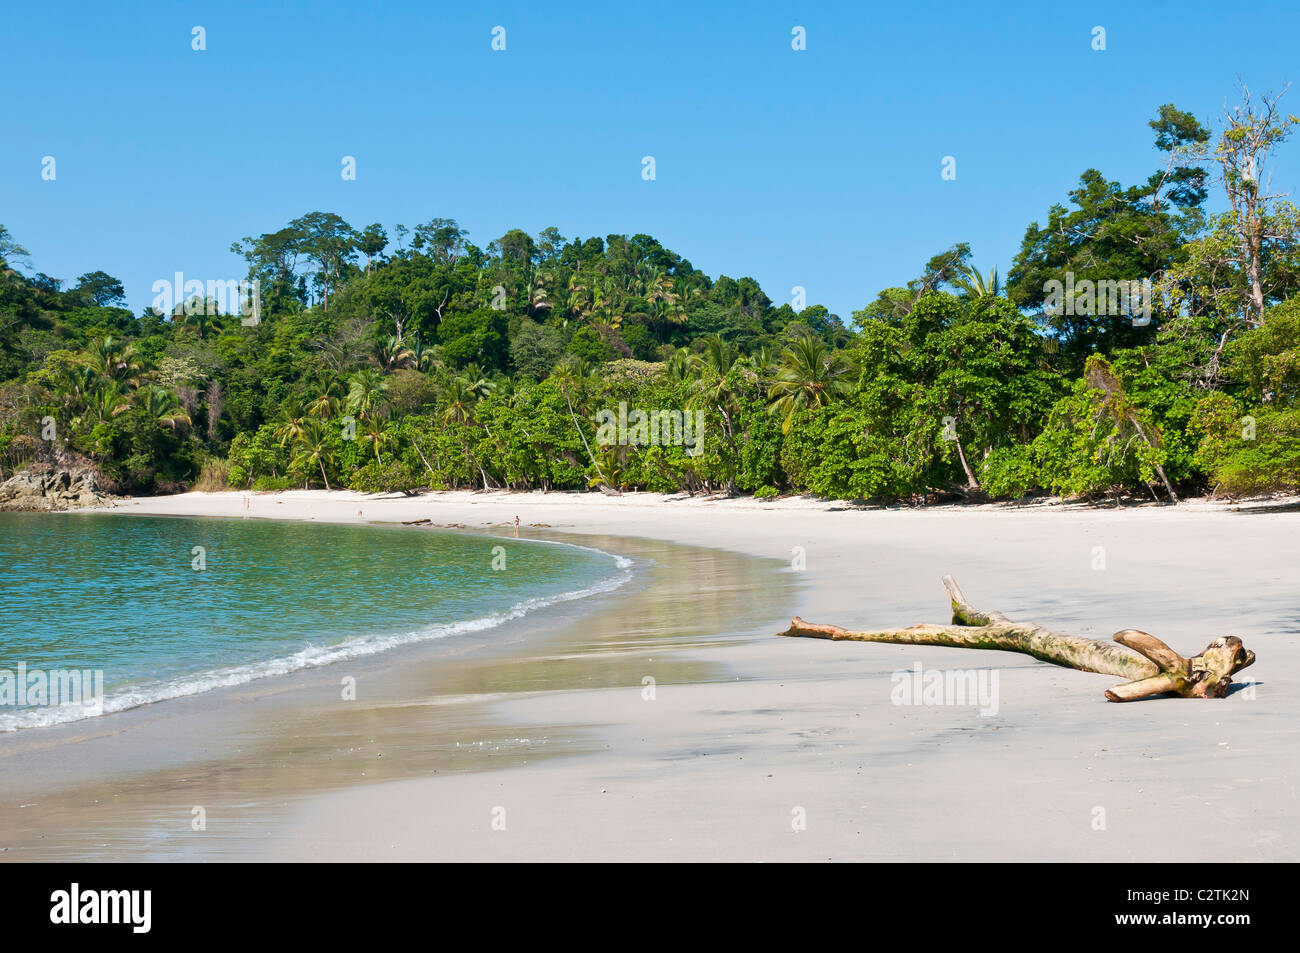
[{"x1": 0, "y1": 540, "x2": 633, "y2": 732}]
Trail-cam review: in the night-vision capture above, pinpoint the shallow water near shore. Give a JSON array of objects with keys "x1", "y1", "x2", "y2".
[
  {"x1": 0, "y1": 512, "x2": 628, "y2": 731},
  {"x1": 0, "y1": 520, "x2": 795, "y2": 860}
]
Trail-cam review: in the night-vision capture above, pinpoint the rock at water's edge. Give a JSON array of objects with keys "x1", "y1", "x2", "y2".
[{"x1": 0, "y1": 468, "x2": 115, "y2": 512}]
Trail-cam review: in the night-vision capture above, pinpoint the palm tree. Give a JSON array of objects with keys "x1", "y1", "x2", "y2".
[
  {"x1": 137, "y1": 386, "x2": 191, "y2": 431},
  {"x1": 648, "y1": 297, "x2": 686, "y2": 342},
  {"x1": 88, "y1": 337, "x2": 120, "y2": 378},
  {"x1": 346, "y1": 368, "x2": 389, "y2": 419},
  {"x1": 89, "y1": 337, "x2": 145, "y2": 386},
  {"x1": 53, "y1": 364, "x2": 99, "y2": 408},
  {"x1": 767, "y1": 334, "x2": 855, "y2": 433},
  {"x1": 525, "y1": 268, "x2": 552, "y2": 317},
  {"x1": 361, "y1": 417, "x2": 390, "y2": 463},
  {"x1": 458, "y1": 364, "x2": 496, "y2": 400},
  {"x1": 586, "y1": 445, "x2": 627, "y2": 492},
  {"x1": 953, "y1": 263, "x2": 1001, "y2": 298},
  {"x1": 551, "y1": 358, "x2": 609, "y2": 489},
  {"x1": 87, "y1": 384, "x2": 129, "y2": 423},
  {"x1": 306, "y1": 375, "x2": 342, "y2": 418},
  {"x1": 684, "y1": 335, "x2": 741, "y2": 490},
  {"x1": 290, "y1": 419, "x2": 335, "y2": 490},
  {"x1": 176, "y1": 300, "x2": 224, "y2": 339},
  {"x1": 643, "y1": 266, "x2": 679, "y2": 307},
  {"x1": 409, "y1": 334, "x2": 436, "y2": 372},
  {"x1": 665, "y1": 347, "x2": 693, "y2": 383},
  {"x1": 274, "y1": 399, "x2": 309, "y2": 448},
  {"x1": 691, "y1": 335, "x2": 738, "y2": 380},
  {"x1": 638, "y1": 264, "x2": 662, "y2": 300},
  {"x1": 688, "y1": 336, "x2": 740, "y2": 425},
  {"x1": 748, "y1": 344, "x2": 778, "y2": 379},
  {"x1": 439, "y1": 377, "x2": 477, "y2": 425},
  {"x1": 592, "y1": 277, "x2": 623, "y2": 330},
  {"x1": 564, "y1": 277, "x2": 593, "y2": 323},
  {"x1": 373, "y1": 335, "x2": 415, "y2": 373}
]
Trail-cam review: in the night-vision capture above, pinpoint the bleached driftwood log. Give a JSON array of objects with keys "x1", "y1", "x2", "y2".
[{"x1": 777, "y1": 576, "x2": 1255, "y2": 702}]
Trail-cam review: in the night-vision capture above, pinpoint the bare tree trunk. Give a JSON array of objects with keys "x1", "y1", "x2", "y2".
[
  {"x1": 413, "y1": 441, "x2": 435, "y2": 479},
  {"x1": 1129, "y1": 417, "x2": 1179, "y2": 503},
  {"x1": 563, "y1": 383, "x2": 611, "y2": 491},
  {"x1": 1247, "y1": 230, "x2": 1266, "y2": 325},
  {"x1": 1213, "y1": 83, "x2": 1296, "y2": 328},
  {"x1": 953, "y1": 435, "x2": 980, "y2": 492},
  {"x1": 1086, "y1": 359, "x2": 1178, "y2": 503},
  {"x1": 202, "y1": 381, "x2": 224, "y2": 443},
  {"x1": 779, "y1": 577, "x2": 1255, "y2": 701}
]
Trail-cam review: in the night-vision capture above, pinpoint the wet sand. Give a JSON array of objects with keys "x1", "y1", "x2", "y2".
[{"x1": 0, "y1": 526, "x2": 793, "y2": 860}]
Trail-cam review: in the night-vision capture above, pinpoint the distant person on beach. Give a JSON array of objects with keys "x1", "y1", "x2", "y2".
[{"x1": 513, "y1": 515, "x2": 520, "y2": 537}]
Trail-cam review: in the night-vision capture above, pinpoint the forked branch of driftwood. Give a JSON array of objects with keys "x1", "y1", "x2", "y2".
[{"x1": 777, "y1": 576, "x2": 1255, "y2": 702}]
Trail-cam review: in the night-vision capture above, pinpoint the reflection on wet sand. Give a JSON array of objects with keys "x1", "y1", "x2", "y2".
[{"x1": 0, "y1": 531, "x2": 793, "y2": 860}]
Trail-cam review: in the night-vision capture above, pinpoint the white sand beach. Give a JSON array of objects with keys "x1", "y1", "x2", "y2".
[{"x1": 3, "y1": 490, "x2": 1297, "y2": 862}]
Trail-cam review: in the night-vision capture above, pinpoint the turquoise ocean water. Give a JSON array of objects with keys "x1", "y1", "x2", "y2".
[{"x1": 0, "y1": 513, "x2": 629, "y2": 731}]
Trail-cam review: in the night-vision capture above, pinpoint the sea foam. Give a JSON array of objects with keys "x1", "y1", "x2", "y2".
[{"x1": 0, "y1": 539, "x2": 633, "y2": 732}]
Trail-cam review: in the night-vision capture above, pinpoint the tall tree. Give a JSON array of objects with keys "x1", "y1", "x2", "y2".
[
  {"x1": 291, "y1": 212, "x2": 358, "y2": 313},
  {"x1": 72, "y1": 271, "x2": 127, "y2": 307},
  {"x1": 768, "y1": 332, "x2": 854, "y2": 433},
  {"x1": 413, "y1": 218, "x2": 467, "y2": 263},
  {"x1": 356, "y1": 224, "x2": 389, "y2": 273},
  {"x1": 0, "y1": 225, "x2": 29, "y2": 271},
  {"x1": 1006, "y1": 106, "x2": 1210, "y2": 363},
  {"x1": 1168, "y1": 84, "x2": 1300, "y2": 329},
  {"x1": 231, "y1": 225, "x2": 307, "y2": 314}
]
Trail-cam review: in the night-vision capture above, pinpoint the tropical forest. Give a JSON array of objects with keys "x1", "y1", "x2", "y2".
[{"x1": 2, "y1": 90, "x2": 1299, "y2": 505}]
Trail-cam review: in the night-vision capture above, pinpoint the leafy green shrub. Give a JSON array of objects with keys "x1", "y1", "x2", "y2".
[
  {"x1": 349, "y1": 459, "x2": 422, "y2": 494},
  {"x1": 228, "y1": 426, "x2": 288, "y2": 486},
  {"x1": 192, "y1": 456, "x2": 231, "y2": 491},
  {"x1": 252, "y1": 474, "x2": 295, "y2": 491},
  {"x1": 509, "y1": 320, "x2": 565, "y2": 379},
  {"x1": 1195, "y1": 394, "x2": 1300, "y2": 495},
  {"x1": 438, "y1": 307, "x2": 508, "y2": 370},
  {"x1": 567, "y1": 326, "x2": 616, "y2": 364},
  {"x1": 779, "y1": 403, "x2": 916, "y2": 500},
  {"x1": 620, "y1": 323, "x2": 660, "y2": 361},
  {"x1": 979, "y1": 444, "x2": 1039, "y2": 498}
]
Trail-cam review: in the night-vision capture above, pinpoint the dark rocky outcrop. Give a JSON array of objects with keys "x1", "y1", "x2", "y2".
[{"x1": 0, "y1": 466, "x2": 115, "y2": 511}]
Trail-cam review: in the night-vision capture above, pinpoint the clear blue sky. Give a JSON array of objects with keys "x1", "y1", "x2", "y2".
[{"x1": 3, "y1": 0, "x2": 1297, "y2": 320}]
